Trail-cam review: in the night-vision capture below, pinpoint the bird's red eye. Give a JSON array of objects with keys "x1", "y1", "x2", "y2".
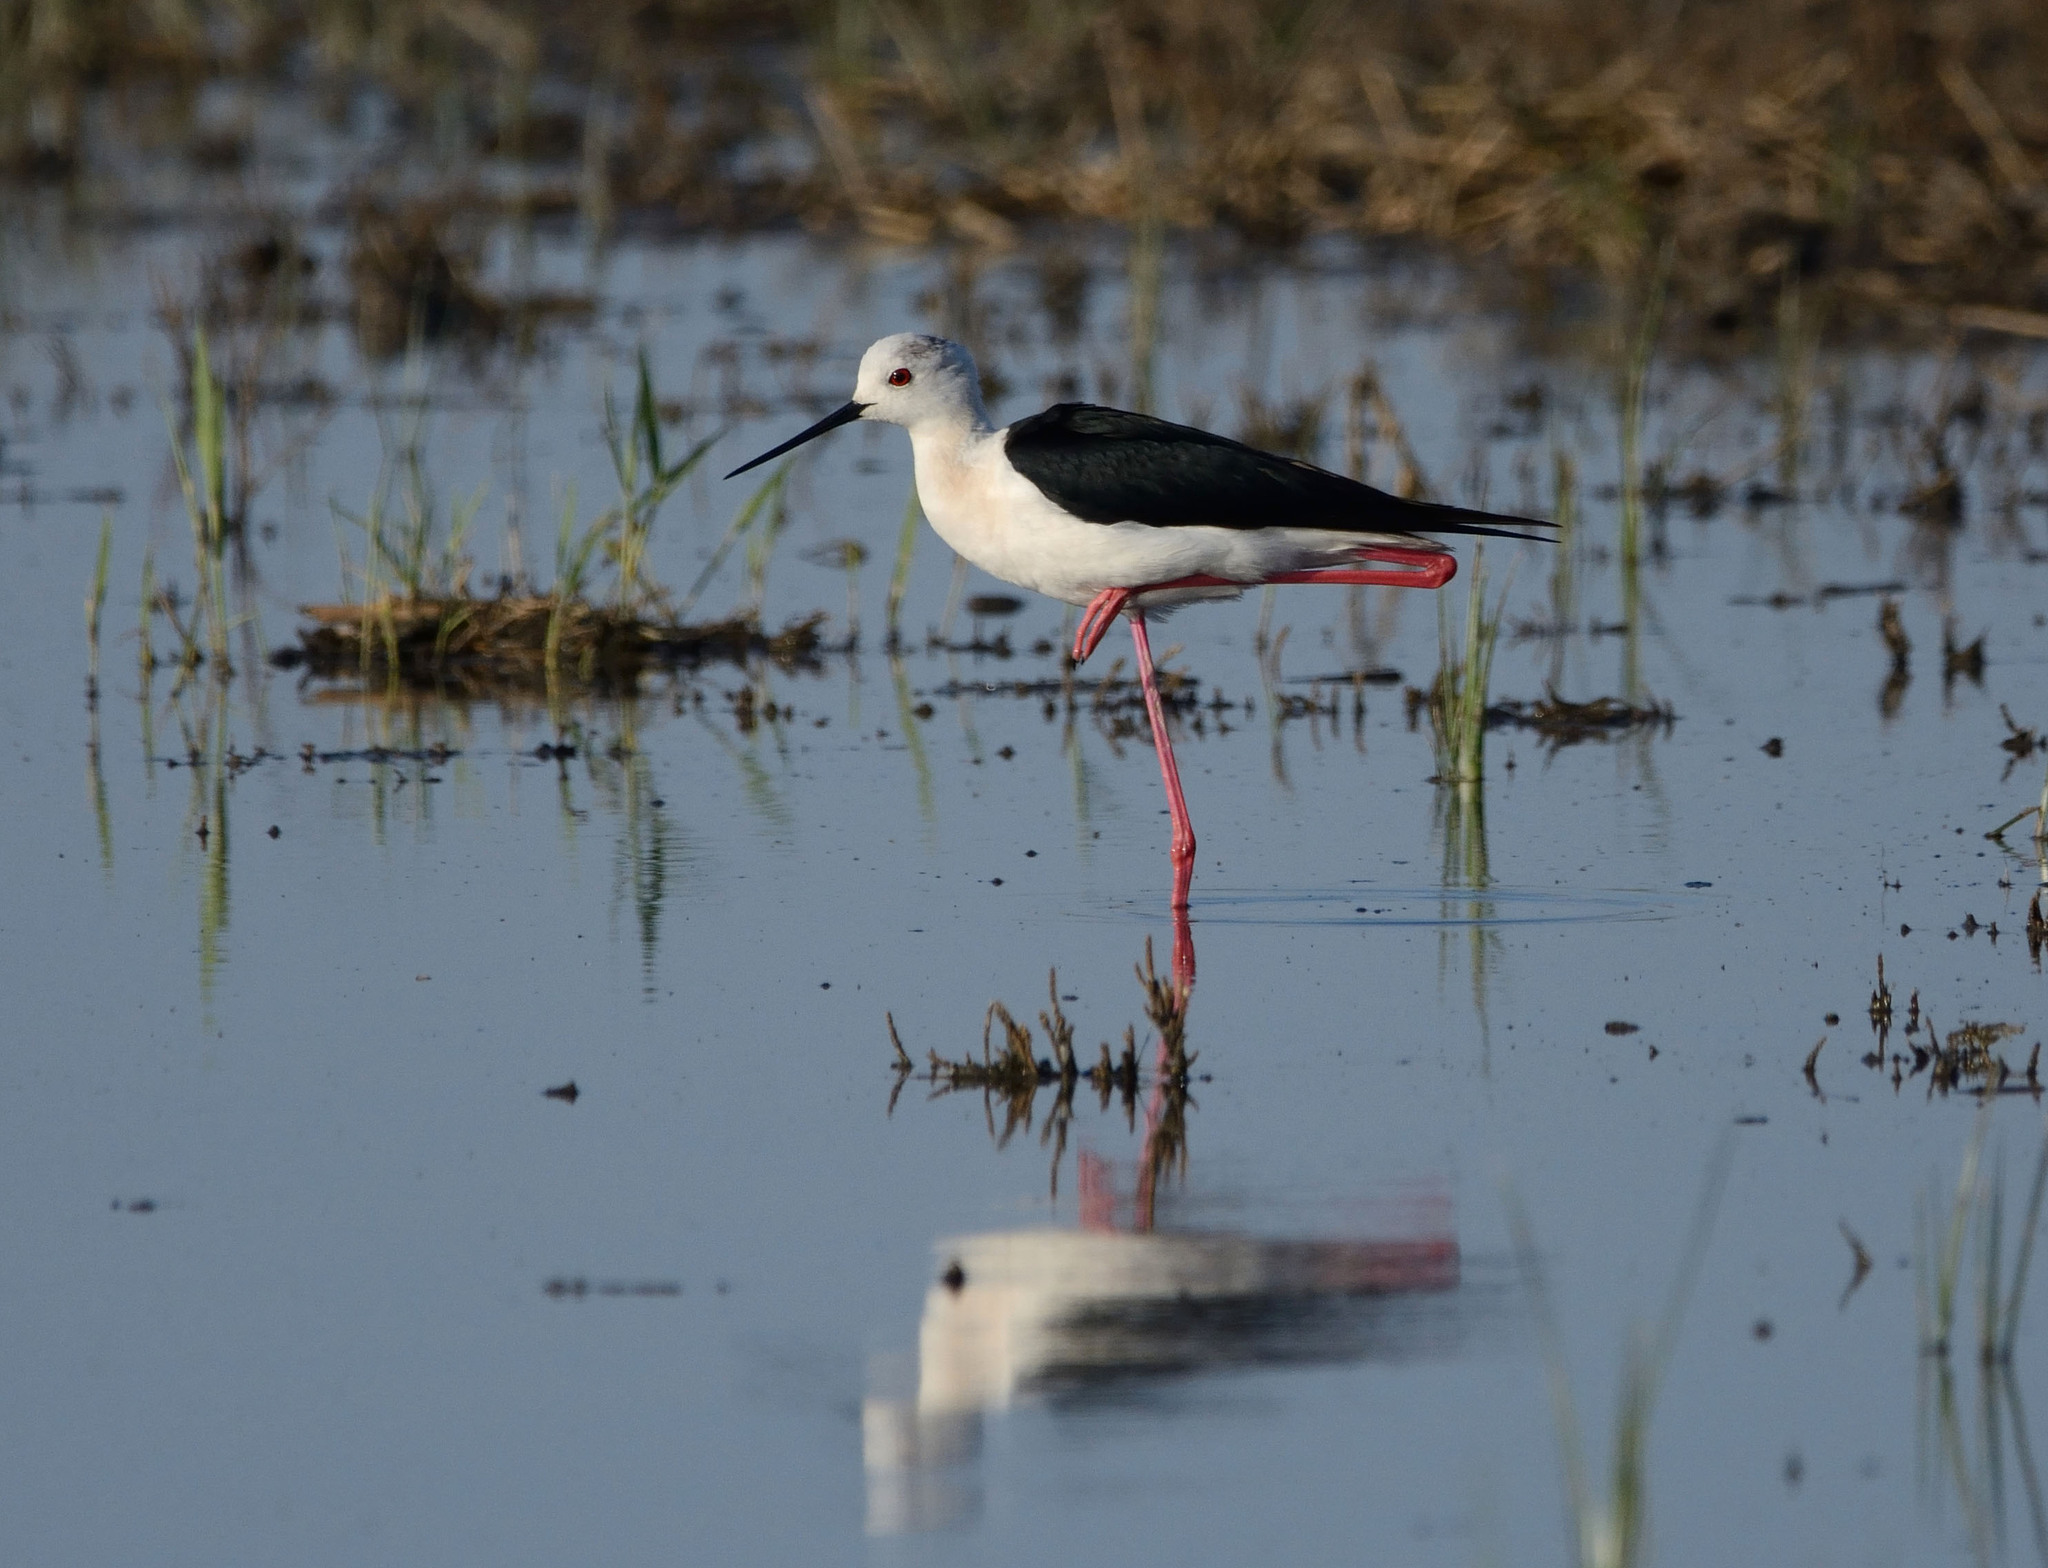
[{"x1": 888, "y1": 367, "x2": 913, "y2": 387}]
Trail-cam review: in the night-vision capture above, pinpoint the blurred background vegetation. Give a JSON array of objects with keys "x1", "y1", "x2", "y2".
[{"x1": 4, "y1": 0, "x2": 2045, "y2": 337}]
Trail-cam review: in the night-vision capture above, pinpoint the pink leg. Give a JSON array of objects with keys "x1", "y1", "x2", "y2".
[
  {"x1": 1074, "y1": 546, "x2": 1455, "y2": 926},
  {"x1": 1073, "y1": 549, "x2": 1451, "y2": 667},
  {"x1": 1127, "y1": 610, "x2": 1196, "y2": 895}
]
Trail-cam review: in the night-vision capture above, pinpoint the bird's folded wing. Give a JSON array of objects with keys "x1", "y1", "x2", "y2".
[{"x1": 1003, "y1": 403, "x2": 1554, "y2": 540}]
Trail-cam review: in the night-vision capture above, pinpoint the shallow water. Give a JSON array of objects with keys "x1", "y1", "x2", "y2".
[{"x1": 3, "y1": 196, "x2": 2048, "y2": 1567}]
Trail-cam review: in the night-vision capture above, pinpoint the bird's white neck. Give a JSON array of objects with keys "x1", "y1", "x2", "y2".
[
  {"x1": 904, "y1": 398, "x2": 997, "y2": 483},
  {"x1": 908, "y1": 382, "x2": 996, "y2": 440},
  {"x1": 904, "y1": 405, "x2": 1010, "y2": 573}
]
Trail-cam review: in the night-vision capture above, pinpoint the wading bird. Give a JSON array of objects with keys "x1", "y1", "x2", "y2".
[{"x1": 728, "y1": 333, "x2": 1551, "y2": 933}]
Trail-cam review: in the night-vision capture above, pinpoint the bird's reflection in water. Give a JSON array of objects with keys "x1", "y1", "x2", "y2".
[{"x1": 863, "y1": 1168, "x2": 1461, "y2": 1536}]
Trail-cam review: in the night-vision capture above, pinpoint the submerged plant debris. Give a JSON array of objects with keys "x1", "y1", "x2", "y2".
[
  {"x1": 1729, "y1": 581, "x2": 1907, "y2": 608},
  {"x1": 1858, "y1": 956, "x2": 2039, "y2": 1100},
  {"x1": 1485, "y1": 689, "x2": 1678, "y2": 748},
  {"x1": 888, "y1": 945, "x2": 1196, "y2": 1197},
  {"x1": 541, "y1": 1277, "x2": 681, "y2": 1298}
]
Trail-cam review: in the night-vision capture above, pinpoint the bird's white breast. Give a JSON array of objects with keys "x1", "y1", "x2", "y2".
[{"x1": 907, "y1": 425, "x2": 1234, "y2": 608}]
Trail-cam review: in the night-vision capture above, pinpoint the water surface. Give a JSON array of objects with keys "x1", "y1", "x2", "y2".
[{"x1": 3, "y1": 197, "x2": 2047, "y2": 1566}]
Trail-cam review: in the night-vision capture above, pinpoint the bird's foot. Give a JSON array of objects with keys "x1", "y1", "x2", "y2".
[
  {"x1": 1268, "y1": 546, "x2": 1457, "y2": 590},
  {"x1": 1072, "y1": 587, "x2": 1133, "y2": 664}
]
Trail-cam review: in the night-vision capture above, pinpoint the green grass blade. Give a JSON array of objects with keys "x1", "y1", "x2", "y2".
[
  {"x1": 635, "y1": 346, "x2": 664, "y2": 476},
  {"x1": 676, "y1": 463, "x2": 791, "y2": 619}
]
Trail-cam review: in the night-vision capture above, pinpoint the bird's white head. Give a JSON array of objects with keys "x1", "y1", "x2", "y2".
[
  {"x1": 725, "y1": 332, "x2": 987, "y2": 479},
  {"x1": 851, "y1": 333, "x2": 986, "y2": 432}
]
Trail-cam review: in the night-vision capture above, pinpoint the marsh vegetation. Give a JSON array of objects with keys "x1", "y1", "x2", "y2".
[
  {"x1": 7, "y1": 1, "x2": 2048, "y2": 340},
  {"x1": 5, "y1": 5, "x2": 2048, "y2": 1566}
]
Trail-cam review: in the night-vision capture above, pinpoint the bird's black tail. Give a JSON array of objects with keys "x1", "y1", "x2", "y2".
[{"x1": 1397, "y1": 498, "x2": 1558, "y2": 544}]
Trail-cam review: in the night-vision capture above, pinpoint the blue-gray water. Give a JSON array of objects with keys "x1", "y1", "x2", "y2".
[{"x1": 2, "y1": 206, "x2": 2046, "y2": 1566}]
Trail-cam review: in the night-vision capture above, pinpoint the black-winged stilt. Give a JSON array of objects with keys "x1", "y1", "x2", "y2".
[{"x1": 728, "y1": 333, "x2": 1551, "y2": 926}]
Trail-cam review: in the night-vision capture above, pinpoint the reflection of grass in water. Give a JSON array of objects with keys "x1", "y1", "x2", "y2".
[
  {"x1": 1438, "y1": 779, "x2": 1490, "y2": 892},
  {"x1": 693, "y1": 704, "x2": 792, "y2": 832},
  {"x1": 87, "y1": 706, "x2": 112, "y2": 874},
  {"x1": 890, "y1": 944, "x2": 1190, "y2": 1205},
  {"x1": 547, "y1": 724, "x2": 585, "y2": 853},
  {"x1": 85, "y1": 516, "x2": 116, "y2": 869},
  {"x1": 804, "y1": 537, "x2": 868, "y2": 646},
  {"x1": 1435, "y1": 780, "x2": 1497, "y2": 1040},
  {"x1": 136, "y1": 544, "x2": 158, "y2": 681},
  {"x1": 1923, "y1": 1360, "x2": 2048, "y2": 1568},
  {"x1": 1064, "y1": 701, "x2": 1096, "y2": 853},
  {"x1": 889, "y1": 653, "x2": 938, "y2": 834},
  {"x1": 166, "y1": 688, "x2": 234, "y2": 1005},
  {"x1": 600, "y1": 712, "x2": 674, "y2": 997},
  {"x1": 1255, "y1": 622, "x2": 1291, "y2": 790},
  {"x1": 1918, "y1": 1109, "x2": 2048, "y2": 1365},
  {"x1": 84, "y1": 512, "x2": 111, "y2": 697},
  {"x1": 1916, "y1": 1113, "x2": 2048, "y2": 1563},
  {"x1": 198, "y1": 758, "x2": 228, "y2": 1002},
  {"x1": 885, "y1": 486, "x2": 921, "y2": 652},
  {"x1": 1510, "y1": 1137, "x2": 1731, "y2": 1568},
  {"x1": 942, "y1": 649, "x2": 986, "y2": 764}
]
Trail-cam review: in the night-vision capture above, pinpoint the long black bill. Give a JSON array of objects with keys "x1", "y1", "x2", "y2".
[{"x1": 724, "y1": 400, "x2": 869, "y2": 479}]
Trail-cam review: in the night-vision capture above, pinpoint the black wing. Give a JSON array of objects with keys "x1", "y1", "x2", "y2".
[{"x1": 1004, "y1": 404, "x2": 1553, "y2": 540}]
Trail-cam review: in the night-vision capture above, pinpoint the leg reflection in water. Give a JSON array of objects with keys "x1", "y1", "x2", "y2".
[{"x1": 1171, "y1": 855, "x2": 1195, "y2": 986}]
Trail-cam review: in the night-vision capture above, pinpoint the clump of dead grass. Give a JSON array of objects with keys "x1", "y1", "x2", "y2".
[{"x1": 279, "y1": 597, "x2": 825, "y2": 693}]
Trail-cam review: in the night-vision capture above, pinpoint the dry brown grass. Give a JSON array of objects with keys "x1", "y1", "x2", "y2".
[
  {"x1": 796, "y1": 0, "x2": 2048, "y2": 334},
  {"x1": 280, "y1": 594, "x2": 824, "y2": 693},
  {"x1": 6, "y1": 1, "x2": 2048, "y2": 333}
]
